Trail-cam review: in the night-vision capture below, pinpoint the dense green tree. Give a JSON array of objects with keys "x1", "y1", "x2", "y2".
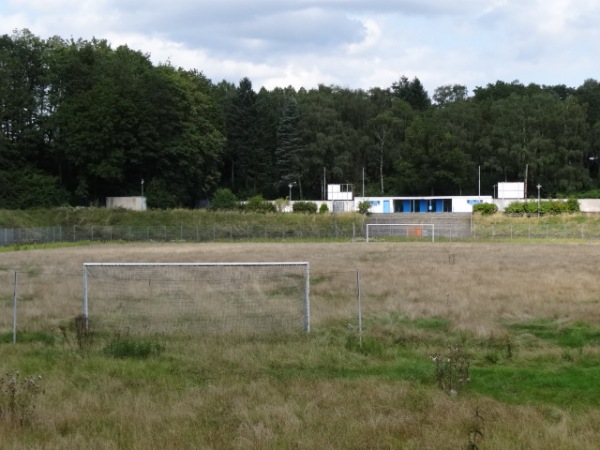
[
  {"x1": 0, "y1": 169, "x2": 69, "y2": 208},
  {"x1": 2, "y1": 29, "x2": 600, "y2": 208},
  {"x1": 368, "y1": 106, "x2": 409, "y2": 194},
  {"x1": 481, "y1": 92, "x2": 590, "y2": 195},
  {"x1": 433, "y1": 84, "x2": 469, "y2": 106},
  {"x1": 276, "y1": 97, "x2": 304, "y2": 197},
  {"x1": 395, "y1": 113, "x2": 472, "y2": 195},
  {"x1": 255, "y1": 86, "x2": 296, "y2": 197},
  {"x1": 210, "y1": 187, "x2": 238, "y2": 210},
  {"x1": 0, "y1": 30, "x2": 49, "y2": 172},
  {"x1": 153, "y1": 67, "x2": 225, "y2": 206},
  {"x1": 391, "y1": 75, "x2": 430, "y2": 111},
  {"x1": 222, "y1": 77, "x2": 269, "y2": 197},
  {"x1": 575, "y1": 79, "x2": 600, "y2": 125}
]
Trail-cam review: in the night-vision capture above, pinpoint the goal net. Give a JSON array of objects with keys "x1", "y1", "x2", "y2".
[
  {"x1": 366, "y1": 224, "x2": 435, "y2": 242},
  {"x1": 83, "y1": 262, "x2": 310, "y2": 336}
]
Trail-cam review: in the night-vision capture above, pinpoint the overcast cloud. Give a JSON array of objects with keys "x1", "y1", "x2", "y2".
[{"x1": 3, "y1": 0, "x2": 600, "y2": 94}]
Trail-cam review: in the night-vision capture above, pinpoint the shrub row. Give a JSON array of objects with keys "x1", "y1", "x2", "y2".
[
  {"x1": 473, "y1": 203, "x2": 498, "y2": 215},
  {"x1": 503, "y1": 198, "x2": 579, "y2": 215}
]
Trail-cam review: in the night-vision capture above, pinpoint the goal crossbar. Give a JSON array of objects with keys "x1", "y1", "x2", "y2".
[{"x1": 83, "y1": 262, "x2": 311, "y2": 334}]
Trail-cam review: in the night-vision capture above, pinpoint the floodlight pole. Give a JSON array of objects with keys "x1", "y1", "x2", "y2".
[
  {"x1": 288, "y1": 181, "x2": 296, "y2": 202},
  {"x1": 141, "y1": 178, "x2": 145, "y2": 197}
]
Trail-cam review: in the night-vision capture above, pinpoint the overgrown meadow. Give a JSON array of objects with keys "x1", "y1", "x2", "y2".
[{"x1": 1, "y1": 241, "x2": 600, "y2": 449}]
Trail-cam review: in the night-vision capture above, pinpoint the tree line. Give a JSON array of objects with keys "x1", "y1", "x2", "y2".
[{"x1": 2, "y1": 29, "x2": 600, "y2": 209}]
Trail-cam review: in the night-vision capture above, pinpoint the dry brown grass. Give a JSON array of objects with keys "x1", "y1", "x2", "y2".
[{"x1": 2, "y1": 241, "x2": 599, "y2": 335}]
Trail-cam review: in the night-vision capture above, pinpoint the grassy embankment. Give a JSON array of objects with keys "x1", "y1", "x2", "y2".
[
  {"x1": 0, "y1": 207, "x2": 364, "y2": 228},
  {"x1": 1, "y1": 242, "x2": 600, "y2": 449},
  {"x1": 4, "y1": 207, "x2": 600, "y2": 247}
]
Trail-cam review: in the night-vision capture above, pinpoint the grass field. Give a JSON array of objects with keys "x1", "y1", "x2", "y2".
[{"x1": 1, "y1": 241, "x2": 600, "y2": 449}]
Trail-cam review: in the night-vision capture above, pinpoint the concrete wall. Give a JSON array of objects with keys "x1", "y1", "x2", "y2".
[
  {"x1": 354, "y1": 196, "x2": 492, "y2": 213},
  {"x1": 106, "y1": 196, "x2": 147, "y2": 211},
  {"x1": 573, "y1": 199, "x2": 600, "y2": 214}
]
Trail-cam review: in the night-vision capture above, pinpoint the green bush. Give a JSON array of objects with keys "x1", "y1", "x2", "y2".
[
  {"x1": 0, "y1": 170, "x2": 69, "y2": 209},
  {"x1": 504, "y1": 198, "x2": 579, "y2": 215},
  {"x1": 566, "y1": 197, "x2": 580, "y2": 213},
  {"x1": 103, "y1": 336, "x2": 165, "y2": 359},
  {"x1": 210, "y1": 188, "x2": 239, "y2": 210},
  {"x1": 242, "y1": 195, "x2": 276, "y2": 213},
  {"x1": 473, "y1": 203, "x2": 498, "y2": 215},
  {"x1": 293, "y1": 201, "x2": 317, "y2": 214},
  {"x1": 145, "y1": 178, "x2": 180, "y2": 209},
  {"x1": 319, "y1": 203, "x2": 329, "y2": 214},
  {"x1": 358, "y1": 201, "x2": 371, "y2": 215}
]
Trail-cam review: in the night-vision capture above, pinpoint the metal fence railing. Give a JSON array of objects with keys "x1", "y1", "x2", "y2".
[
  {"x1": 471, "y1": 223, "x2": 600, "y2": 240},
  {"x1": 0, "y1": 224, "x2": 362, "y2": 246},
  {"x1": 3, "y1": 222, "x2": 600, "y2": 246}
]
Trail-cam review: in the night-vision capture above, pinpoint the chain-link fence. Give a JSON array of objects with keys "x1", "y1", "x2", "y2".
[
  {"x1": 4, "y1": 221, "x2": 600, "y2": 247},
  {"x1": 0, "y1": 223, "x2": 362, "y2": 245},
  {"x1": 471, "y1": 222, "x2": 600, "y2": 240},
  {"x1": 0, "y1": 270, "x2": 82, "y2": 342}
]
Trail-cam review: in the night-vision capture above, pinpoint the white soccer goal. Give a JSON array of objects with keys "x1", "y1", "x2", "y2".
[
  {"x1": 366, "y1": 223, "x2": 435, "y2": 242},
  {"x1": 82, "y1": 262, "x2": 310, "y2": 335}
]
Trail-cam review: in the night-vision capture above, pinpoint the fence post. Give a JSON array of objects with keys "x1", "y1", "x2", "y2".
[
  {"x1": 356, "y1": 269, "x2": 362, "y2": 346},
  {"x1": 12, "y1": 271, "x2": 18, "y2": 344}
]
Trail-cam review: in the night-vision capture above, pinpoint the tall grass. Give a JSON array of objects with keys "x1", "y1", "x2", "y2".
[
  {"x1": 1, "y1": 242, "x2": 600, "y2": 448},
  {"x1": 0, "y1": 207, "x2": 365, "y2": 228}
]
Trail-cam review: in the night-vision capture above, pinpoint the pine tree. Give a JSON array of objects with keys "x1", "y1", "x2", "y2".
[{"x1": 276, "y1": 97, "x2": 303, "y2": 196}]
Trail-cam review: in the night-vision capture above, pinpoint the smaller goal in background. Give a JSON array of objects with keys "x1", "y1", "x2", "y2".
[
  {"x1": 82, "y1": 262, "x2": 310, "y2": 336},
  {"x1": 366, "y1": 224, "x2": 435, "y2": 242}
]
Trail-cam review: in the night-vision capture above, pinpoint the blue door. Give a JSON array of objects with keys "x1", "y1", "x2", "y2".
[
  {"x1": 436, "y1": 199, "x2": 443, "y2": 213},
  {"x1": 383, "y1": 200, "x2": 391, "y2": 213}
]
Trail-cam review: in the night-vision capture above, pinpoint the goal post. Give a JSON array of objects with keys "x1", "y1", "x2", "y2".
[
  {"x1": 82, "y1": 262, "x2": 310, "y2": 335},
  {"x1": 366, "y1": 223, "x2": 435, "y2": 243}
]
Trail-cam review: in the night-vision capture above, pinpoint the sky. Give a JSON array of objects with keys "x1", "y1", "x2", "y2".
[{"x1": 3, "y1": 0, "x2": 600, "y2": 95}]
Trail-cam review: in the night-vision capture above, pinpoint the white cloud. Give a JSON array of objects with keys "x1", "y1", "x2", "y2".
[
  {"x1": 345, "y1": 18, "x2": 382, "y2": 55},
  {"x1": 3, "y1": 0, "x2": 600, "y2": 92}
]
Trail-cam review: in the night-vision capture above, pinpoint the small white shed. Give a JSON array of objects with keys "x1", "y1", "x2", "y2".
[{"x1": 106, "y1": 196, "x2": 147, "y2": 211}]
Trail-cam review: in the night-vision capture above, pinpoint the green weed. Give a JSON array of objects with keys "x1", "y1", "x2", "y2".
[
  {"x1": 103, "y1": 335, "x2": 165, "y2": 359},
  {"x1": 0, "y1": 332, "x2": 55, "y2": 345}
]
